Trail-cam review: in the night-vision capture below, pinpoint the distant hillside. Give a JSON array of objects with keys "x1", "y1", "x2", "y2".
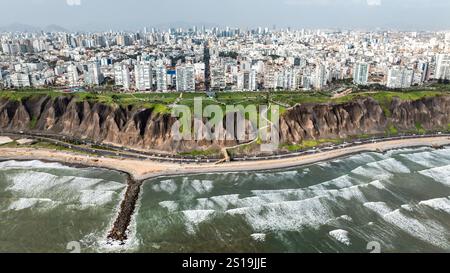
[{"x1": 0, "y1": 23, "x2": 69, "y2": 33}]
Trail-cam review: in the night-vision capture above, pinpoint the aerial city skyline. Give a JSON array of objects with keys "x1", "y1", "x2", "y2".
[
  {"x1": 1, "y1": 27, "x2": 449, "y2": 92},
  {"x1": 2, "y1": 0, "x2": 450, "y2": 31}
]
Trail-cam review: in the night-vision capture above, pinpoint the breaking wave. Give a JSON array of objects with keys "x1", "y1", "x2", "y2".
[
  {"x1": 0, "y1": 160, "x2": 73, "y2": 170},
  {"x1": 419, "y1": 197, "x2": 450, "y2": 214},
  {"x1": 0, "y1": 161, "x2": 128, "y2": 253},
  {"x1": 136, "y1": 146, "x2": 450, "y2": 252},
  {"x1": 419, "y1": 165, "x2": 450, "y2": 186},
  {"x1": 329, "y1": 229, "x2": 351, "y2": 246}
]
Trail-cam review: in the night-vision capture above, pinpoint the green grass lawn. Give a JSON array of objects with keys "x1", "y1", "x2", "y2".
[
  {"x1": 1, "y1": 88, "x2": 449, "y2": 115},
  {"x1": 179, "y1": 148, "x2": 221, "y2": 157},
  {"x1": 281, "y1": 139, "x2": 343, "y2": 152},
  {"x1": 386, "y1": 124, "x2": 399, "y2": 136},
  {"x1": 0, "y1": 140, "x2": 97, "y2": 156},
  {"x1": 335, "y1": 90, "x2": 447, "y2": 104}
]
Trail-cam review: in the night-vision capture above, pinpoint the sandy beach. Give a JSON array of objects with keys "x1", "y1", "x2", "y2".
[{"x1": 1, "y1": 136, "x2": 449, "y2": 181}]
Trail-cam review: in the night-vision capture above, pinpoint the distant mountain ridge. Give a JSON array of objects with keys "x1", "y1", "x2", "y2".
[
  {"x1": 0, "y1": 23, "x2": 69, "y2": 33},
  {"x1": 0, "y1": 21, "x2": 221, "y2": 33}
]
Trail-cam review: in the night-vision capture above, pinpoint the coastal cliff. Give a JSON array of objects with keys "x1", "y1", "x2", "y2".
[
  {"x1": 0, "y1": 94, "x2": 449, "y2": 153},
  {"x1": 280, "y1": 95, "x2": 450, "y2": 143}
]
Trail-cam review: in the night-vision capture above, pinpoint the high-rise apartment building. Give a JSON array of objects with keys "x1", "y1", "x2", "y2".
[
  {"x1": 435, "y1": 54, "x2": 450, "y2": 80},
  {"x1": 10, "y1": 73, "x2": 31, "y2": 88},
  {"x1": 387, "y1": 66, "x2": 414, "y2": 89},
  {"x1": 237, "y1": 69, "x2": 257, "y2": 91},
  {"x1": 204, "y1": 41, "x2": 211, "y2": 91},
  {"x1": 155, "y1": 62, "x2": 168, "y2": 92},
  {"x1": 67, "y1": 64, "x2": 79, "y2": 87},
  {"x1": 116, "y1": 35, "x2": 132, "y2": 47},
  {"x1": 210, "y1": 65, "x2": 226, "y2": 91},
  {"x1": 417, "y1": 61, "x2": 430, "y2": 83},
  {"x1": 176, "y1": 64, "x2": 195, "y2": 92},
  {"x1": 282, "y1": 68, "x2": 298, "y2": 90},
  {"x1": 302, "y1": 75, "x2": 312, "y2": 90},
  {"x1": 135, "y1": 62, "x2": 153, "y2": 91},
  {"x1": 85, "y1": 62, "x2": 104, "y2": 86},
  {"x1": 314, "y1": 64, "x2": 327, "y2": 90},
  {"x1": 114, "y1": 64, "x2": 131, "y2": 91},
  {"x1": 353, "y1": 62, "x2": 369, "y2": 85},
  {"x1": 263, "y1": 67, "x2": 277, "y2": 90}
]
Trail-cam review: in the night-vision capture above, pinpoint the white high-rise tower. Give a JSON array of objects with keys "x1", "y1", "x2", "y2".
[
  {"x1": 435, "y1": 54, "x2": 450, "y2": 80},
  {"x1": 67, "y1": 64, "x2": 79, "y2": 87},
  {"x1": 114, "y1": 64, "x2": 131, "y2": 91},
  {"x1": 176, "y1": 64, "x2": 195, "y2": 92},
  {"x1": 353, "y1": 62, "x2": 369, "y2": 85},
  {"x1": 135, "y1": 62, "x2": 153, "y2": 91},
  {"x1": 155, "y1": 62, "x2": 167, "y2": 92}
]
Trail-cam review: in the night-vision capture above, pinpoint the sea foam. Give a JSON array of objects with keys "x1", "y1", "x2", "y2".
[
  {"x1": 225, "y1": 197, "x2": 335, "y2": 232},
  {"x1": 78, "y1": 190, "x2": 117, "y2": 208},
  {"x1": 419, "y1": 197, "x2": 450, "y2": 214},
  {"x1": 400, "y1": 151, "x2": 449, "y2": 168},
  {"x1": 364, "y1": 202, "x2": 395, "y2": 216},
  {"x1": 351, "y1": 158, "x2": 410, "y2": 180},
  {"x1": 7, "y1": 198, "x2": 56, "y2": 211},
  {"x1": 382, "y1": 209, "x2": 450, "y2": 249},
  {"x1": 419, "y1": 165, "x2": 450, "y2": 186},
  {"x1": 329, "y1": 229, "x2": 351, "y2": 246},
  {"x1": 0, "y1": 160, "x2": 72, "y2": 170},
  {"x1": 151, "y1": 179, "x2": 178, "y2": 194},
  {"x1": 182, "y1": 210, "x2": 215, "y2": 234},
  {"x1": 250, "y1": 233, "x2": 266, "y2": 242},
  {"x1": 5, "y1": 170, "x2": 125, "y2": 210}
]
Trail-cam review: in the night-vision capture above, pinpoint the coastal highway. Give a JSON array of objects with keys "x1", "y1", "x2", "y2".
[
  {"x1": 0, "y1": 131, "x2": 217, "y2": 163},
  {"x1": 0, "y1": 130, "x2": 449, "y2": 164},
  {"x1": 233, "y1": 133, "x2": 450, "y2": 162}
]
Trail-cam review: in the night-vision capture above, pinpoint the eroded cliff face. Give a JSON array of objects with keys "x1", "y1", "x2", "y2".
[
  {"x1": 280, "y1": 96, "x2": 450, "y2": 143},
  {"x1": 0, "y1": 95, "x2": 180, "y2": 151},
  {"x1": 0, "y1": 95, "x2": 449, "y2": 153}
]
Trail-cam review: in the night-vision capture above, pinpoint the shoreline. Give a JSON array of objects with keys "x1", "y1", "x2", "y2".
[{"x1": 0, "y1": 136, "x2": 449, "y2": 181}]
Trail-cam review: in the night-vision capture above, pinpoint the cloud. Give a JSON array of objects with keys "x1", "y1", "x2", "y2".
[
  {"x1": 66, "y1": 0, "x2": 81, "y2": 6},
  {"x1": 285, "y1": 0, "x2": 382, "y2": 7},
  {"x1": 366, "y1": 0, "x2": 381, "y2": 6}
]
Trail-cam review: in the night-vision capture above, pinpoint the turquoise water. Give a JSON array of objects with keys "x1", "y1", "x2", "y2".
[
  {"x1": 135, "y1": 147, "x2": 450, "y2": 253},
  {"x1": 1, "y1": 147, "x2": 450, "y2": 253},
  {"x1": 0, "y1": 160, "x2": 127, "y2": 253}
]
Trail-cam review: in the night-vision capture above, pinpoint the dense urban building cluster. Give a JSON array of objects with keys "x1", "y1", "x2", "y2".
[{"x1": 0, "y1": 27, "x2": 450, "y2": 92}]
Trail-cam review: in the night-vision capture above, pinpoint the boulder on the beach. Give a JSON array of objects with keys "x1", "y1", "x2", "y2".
[
  {"x1": 16, "y1": 139, "x2": 36, "y2": 145},
  {"x1": 0, "y1": 136, "x2": 14, "y2": 146}
]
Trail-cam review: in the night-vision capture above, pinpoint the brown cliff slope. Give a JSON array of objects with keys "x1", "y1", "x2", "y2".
[{"x1": 0, "y1": 95, "x2": 449, "y2": 153}]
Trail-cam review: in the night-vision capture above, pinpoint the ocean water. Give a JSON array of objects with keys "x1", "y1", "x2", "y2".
[
  {"x1": 1, "y1": 147, "x2": 450, "y2": 253},
  {"x1": 0, "y1": 160, "x2": 127, "y2": 253},
  {"x1": 135, "y1": 147, "x2": 450, "y2": 253}
]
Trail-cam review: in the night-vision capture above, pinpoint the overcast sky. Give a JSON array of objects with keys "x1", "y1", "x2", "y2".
[{"x1": 0, "y1": 0, "x2": 450, "y2": 31}]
